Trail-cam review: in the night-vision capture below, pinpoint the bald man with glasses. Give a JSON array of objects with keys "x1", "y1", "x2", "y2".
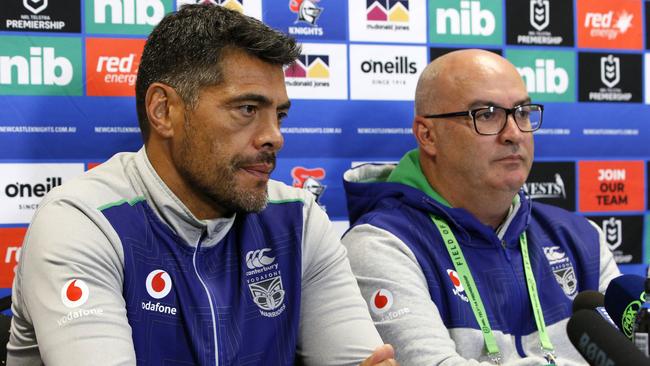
[{"x1": 341, "y1": 49, "x2": 619, "y2": 366}]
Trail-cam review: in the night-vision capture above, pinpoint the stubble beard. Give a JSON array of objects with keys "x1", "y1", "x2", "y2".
[{"x1": 175, "y1": 117, "x2": 274, "y2": 216}]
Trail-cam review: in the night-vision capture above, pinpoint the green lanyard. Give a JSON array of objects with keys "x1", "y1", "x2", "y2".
[{"x1": 431, "y1": 215, "x2": 556, "y2": 365}]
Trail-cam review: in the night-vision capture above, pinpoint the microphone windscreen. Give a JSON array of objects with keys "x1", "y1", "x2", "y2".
[
  {"x1": 604, "y1": 274, "x2": 646, "y2": 339},
  {"x1": 573, "y1": 290, "x2": 605, "y2": 313},
  {"x1": 567, "y1": 309, "x2": 650, "y2": 365}
]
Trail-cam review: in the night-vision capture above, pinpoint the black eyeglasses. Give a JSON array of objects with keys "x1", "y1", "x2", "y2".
[{"x1": 422, "y1": 103, "x2": 544, "y2": 136}]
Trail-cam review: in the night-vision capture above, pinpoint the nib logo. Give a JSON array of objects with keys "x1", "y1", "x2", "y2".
[
  {"x1": 285, "y1": 55, "x2": 329, "y2": 79},
  {"x1": 1, "y1": 47, "x2": 72, "y2": 86},
  {"x1": 518, "y1": 59, "x2": 569, "y2": 94},
  {"x1": 369, "y1": 288, "x2": 394, "y2": 314},
  {"x1": 0, "y1": 37, "x2": 82, "y2": 95},
  {"x1": 600, "y1": 55, "x2": 620, "y2": 88},
  {"x1": 94, "y1": 0, "x2": 164, "y2": 25},
  {"x1": 530, "y1": 0, "x2": 549, "y2": 31},
  {"x1": 61, "y1": 279, "x2": 89, "y2": 308},
  {"x1": 145, "y1": 269, "x2": 172, "y2": 299},
  {"x1": 435, "y1": 0, "x2": 495, "y2": 36},
  {"x1": 367, "y1": 0, "x2": 409, "y2": 22}
]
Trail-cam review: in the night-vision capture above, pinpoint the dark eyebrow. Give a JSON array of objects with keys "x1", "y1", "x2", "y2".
[
  {"x1": 227, "y1": 93, "x2": 291, "y2": 110},
  {"x1": 467, "y1": 97, "x2": 532, "y2": 109}
]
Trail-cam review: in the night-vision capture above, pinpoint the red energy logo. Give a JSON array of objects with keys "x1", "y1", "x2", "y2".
[
  {"x1": 86, "y1": 38, "x2": 145, "y2": 96},
  {"x1": 576, "y1": 0, "x2": 643, "y2": 50},
  {"x1": 0, "y1": 227, "x2": 26, "y2": 288}
]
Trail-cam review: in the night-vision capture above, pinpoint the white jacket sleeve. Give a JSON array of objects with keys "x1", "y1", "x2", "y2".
[
  {"x1": 296, "y1": 197, "x2": 383, "y2": 366},
  {"x1": 8, "y1": 197, "x2": 136, "y2": 366}
]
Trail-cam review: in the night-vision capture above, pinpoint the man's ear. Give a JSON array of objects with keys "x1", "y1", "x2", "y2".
[
  {"x1": 145, "y1": 83, "x2": 183, "y2": 139},
  {"x1": 413, "y1": 116, "x2": 437, "y2": 158}
]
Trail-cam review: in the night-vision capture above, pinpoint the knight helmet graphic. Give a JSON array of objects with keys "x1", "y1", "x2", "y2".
[
  {"x1": 291, "y1": 166, "x2": 327, "y2": 204},
  {"x1": 289, "y1": 0, "x2": 323, "y2": 26}
]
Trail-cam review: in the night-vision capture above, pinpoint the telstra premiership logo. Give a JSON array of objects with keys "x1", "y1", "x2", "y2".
[
  {"x1": 600, "y1": 54, "x2": 620, "y2": 88},
  {"x1": 530, "y1": 0, "x2": 549, "y2": 31},
  {"x1": 23, "y1": 0, "x2": 48, "y2": 14}
]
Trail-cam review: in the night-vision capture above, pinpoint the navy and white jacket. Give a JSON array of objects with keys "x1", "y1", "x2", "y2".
[
  {"x1": 341, "y1": 150, "x2": 620, "y2": 366},
  {"x1": 8, "y1": 147, "x2": 382, "y2": 366}
]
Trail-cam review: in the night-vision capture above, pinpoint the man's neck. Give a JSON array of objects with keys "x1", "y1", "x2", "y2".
[{"x1": 421, "y1": 161, "x2": 516, "y2": 229}]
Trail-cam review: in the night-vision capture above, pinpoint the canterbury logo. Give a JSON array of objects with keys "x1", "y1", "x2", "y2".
[{"x1": 246, "y1": 248, "x2": 275, "y2": 269}]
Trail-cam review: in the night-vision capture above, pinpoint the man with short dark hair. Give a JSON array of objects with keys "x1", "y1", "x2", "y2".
[
  {"x1": 7, "y1": 5, "x2": 395, "y2": 365},
  {"x1": 341, "y1": 49, "x2": 619, "y2": 365}
]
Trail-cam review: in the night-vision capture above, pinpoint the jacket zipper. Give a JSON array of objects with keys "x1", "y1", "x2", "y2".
[{"x1": 192, "y1": 231, "x2": 220, "y2": 365}]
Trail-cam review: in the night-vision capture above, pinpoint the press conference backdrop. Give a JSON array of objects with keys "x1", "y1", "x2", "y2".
[{"x1": 0, "y1": 0, "x2": 649, "y2": 296}]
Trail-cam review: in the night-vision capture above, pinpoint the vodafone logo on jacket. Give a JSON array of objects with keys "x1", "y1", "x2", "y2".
[
  {"x1": 369, "y1": 288, "x2": 394, "y2": 314},
  {"x1": 60, "y1": 279, "x2": 89, "y2": 308},
  {"x1": 145, "y1": 269, "x2": 172, "y2": 299},
  {"x1": 447, "y1": 269, "x2": 469, "y2": 302}
]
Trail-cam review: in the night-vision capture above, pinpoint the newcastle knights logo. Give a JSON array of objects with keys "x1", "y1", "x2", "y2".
[
  {"x1": 600, "y1": 55, "x2": 620, "y2": 89},
  {"x1": 602, "y1": 217, "x2": 623, "y2": 251},
  {"x1": 529, "y1": 0, "x2": 549, "y2": 31},
  {"x1": 289, "y1": 0, "x2": 324, "y2": 26},
  {"x1": 291, "y1": 166, "x2": 327, "y2": 204}
]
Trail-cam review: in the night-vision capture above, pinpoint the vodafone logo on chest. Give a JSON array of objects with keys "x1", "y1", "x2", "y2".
[
  {"x1": 145, "y1": 269, "x2": 172, "y2": 299},
  {"x1": 61, "y1": 279, "x2": 89, "y2": 308},
  {"x1": 142, "y1": 269, "x2": 177, "y2": 316}
]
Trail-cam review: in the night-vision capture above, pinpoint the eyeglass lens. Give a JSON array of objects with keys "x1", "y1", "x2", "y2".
[{"x1": 474, "y1": 105, "x2": 542, "y2": 134}]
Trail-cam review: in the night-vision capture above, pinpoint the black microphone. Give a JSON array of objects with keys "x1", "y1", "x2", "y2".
[
  {"x1": 573, "y1": 290, "x2": 619, "y2": 330},
  {"x1": 604, "y1": 274, "x2": 646, "y2": 340},
  {"x1": 567, "y1": 309, "x2": 650, "y2": 365},
  {"x1": 573, "y1": 290, "x2": 604, "y2": 313}
]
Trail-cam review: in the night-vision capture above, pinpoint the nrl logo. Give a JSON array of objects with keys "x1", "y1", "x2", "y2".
[
  {"x1": 602, "y1": 217, "x2": 622, "y2": 251},
  {"x1": 600, "y1": 55, "x2": 620, "y2": 88},
  {"x1": 24, "y1": 0, "x2": 48, "y2": 14},
  {"x1": 530, "y1": 0, "x2": 549, "y2": 31}
]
